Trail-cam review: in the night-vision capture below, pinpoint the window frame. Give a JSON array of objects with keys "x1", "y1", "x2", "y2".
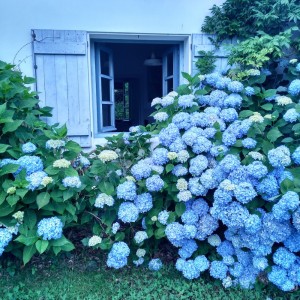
[{"x1": 89, "y1": 33, "x2": 191, "y2": 138}]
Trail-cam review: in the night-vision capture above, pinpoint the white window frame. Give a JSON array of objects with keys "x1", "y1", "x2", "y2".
[{"x1": 88, "y1": 33, "x2": 191, "y2": 140}]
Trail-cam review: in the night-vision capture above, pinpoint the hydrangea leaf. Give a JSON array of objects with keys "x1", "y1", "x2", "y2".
[
  {"x1": 37, "y1": 192, "x2": 50, "y2": 209},
  {"x1": 35, "y1": 240, "x2": 49, "y2": 254},
  {"x1": 267, "y1": 128, "x2": 282, "y2": 143},
  {"x1": 23, "y1": 244, "x2": 37, "y2": 265}
]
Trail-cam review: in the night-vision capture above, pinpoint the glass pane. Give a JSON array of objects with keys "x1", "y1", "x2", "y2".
[
  {"x1": 100, "y1": 50, "x2": 110, "y2": 76},
  {"x1": 101, "y1": 77, "x2": 111, "y2": 101},
  {"x1": 124, "y1": 82, "x2": 130, "y2": 120},
  {"x1": 114, "y1": 82, "x2": 124, "y2": 120},
  {"x1": 167, "y1": 52, "x2": 173, "y2": 76},
  {"x1": 114, "y1": 82, "x2": 130, "y2": 121},
  {"x1": 102, "y1": 104, "x2": 112, "y2": 127},
  {"x1": 167, "y1": 78, "x2": 173, "y2": 93}
]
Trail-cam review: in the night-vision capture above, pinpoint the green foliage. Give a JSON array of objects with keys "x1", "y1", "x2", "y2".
[
  {"x1": 202, "y1": 0, "x2": 300, "y2": 78},
  {"x1": 202, "y1": 0, "x2": 300, "y2": 45},
  {"x1": 195, "y1": 51, "x2": 217, "y2": 74}
]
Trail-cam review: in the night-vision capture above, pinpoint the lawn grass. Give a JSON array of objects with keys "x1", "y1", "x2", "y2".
[{"x1": 0, "y1": 251, "x2": 298, "y2": 300}]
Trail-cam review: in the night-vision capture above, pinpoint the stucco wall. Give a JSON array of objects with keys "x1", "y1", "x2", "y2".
[{"x1": 0, "y1": 0, "x2": 224, "y2": 76}]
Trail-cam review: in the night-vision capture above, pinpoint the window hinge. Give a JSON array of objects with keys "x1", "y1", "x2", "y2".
[{"x1": 34, "y1": 64, "x2": 38, "y2": 70}]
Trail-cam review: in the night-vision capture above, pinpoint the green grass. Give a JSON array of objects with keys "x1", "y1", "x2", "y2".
[{"x1": 0, "y1": 252, "x2": 297, "y2": 300}]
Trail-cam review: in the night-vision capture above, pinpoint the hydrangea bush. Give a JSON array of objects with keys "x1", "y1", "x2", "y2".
[
  {"x1": 83, "y1": 64, "x2": 300, "y2": 292},
  {"x1": 1, "y1": 59, "x2": 300, "y2": 293}
]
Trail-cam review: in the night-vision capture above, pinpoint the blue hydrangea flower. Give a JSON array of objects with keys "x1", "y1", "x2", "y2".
[
  {"x1": 172, "y1": 112, "x2": 191, "y2": 130},
  {"x1": 151, "y1": 148, "x2": 169, "y2": 165},
  {"x1": 134, "y1": 231, "x2": 148, "y2": 244},
  {"x1": 217, "y1": 241, "x2": 235, "y2": 257},
  {"x1": 26, "y1": 171, "x2": 47, "y2": 191},
  {"x1": 112, "y1": 222, "x2": 120, "y2": 234},
  {"x1": 210, "y1": 261, "x2": 228, "y2": 280},
  {"x1": 188, "y1": 178, "x2": 208, "y2": 196},
  {"x1": 107, "y1": 241, "x2": 130, "y2": 269},
  {"x1": 192, "y1": 137, "x2": 212, "y2": 154},
  {"x1": 158, "y1": 210, "x2": 169, "y2": 225},
  {"x1": 227, "y1": 81, "x2": 244, "y2": 93},
  {"x1": 189, "y1": 155, "x2": 208, "y2": 177},
  {"x1": 184, "y1": 224, "x2": 197, "y2": 239},
  {"x1": 169, "y1": 138, "x2": 187, "y2": 152},
  {"x1": 172, "y1": 164, "x2": 188, "y2": 177},
  {"x1": 146, "y1": 175, "x2": 164, "y2": 192},
  {"x1": 234, "y1": 182, "x2": 257, "y2": 204},
  {"x1": 0, "y1": 228, "x2": 13, "y2": 256},
  {"x1": 178, "y1": 239, "x2": 198, "y2": 259},
  {"x1": 195, "y1": 214, "x2": 219, "y2": 240},
  {"x1": 191, "y1": 198, "x2": 209, "y2": 217},
  {"x1": 178, "y1": 95, "x2": 196, "y2": 108},
  {"x1": 182, "y1": 127, "x2": 203, "y2": 146},
  {"x1": 273, "y1": 247, "x2": 296, "y2": 269},
  {"x1": 134, "y1": 193, "x2": 153, "y2": 213},
  {"x1": 292, "y1": 146, "x2": 300, "y2": 165},
  {"x1": 219, "y1": 154, "x2": 240, "y2": 173},
  {"x1": 182, "y1": 260, "x2": 201, "y2": 279},
  {"x1": 219, "y1": 202, "x2": 249, "y2": 228},
  {"x1": 16, "y1": 155, "x2": 43, "y2": 176},
  {"x1": 246, "y1": 161, "x2": 268, "y2": 179},
  {"x1": 148, "y1": 258, "x2": 162, "y2": 271},
  {"x1": 245, "y1": 86, "x2": 255, "y2": 96},
  {"x1": 252, "y1": 256, "x2": 268, "y2": 271},
  {"x1": 205, "y1": 72, "x2": 222, "y2": 86},
  {"x1": 117, "y1": 181, "x2": 137, "y2": 201},
  {"x1": 165, "y1": 222, "x2": 186, "y2": 246},
  {"x1": 181, "y1": 210, "x2": 198, "y2": 225},
  {"x1": 288, "y1": 79, "x2": 300, "y2": 96},
  {"x1": 256, "y1": 175, "x2": 279, "y2": 200},
  {"x1": 22, "y1": 142, "x2": 37, "y2": 153},
  {"x1": 244, "y1": 214, "x2": 261, "y2": 234},
  {"x1": 62, "y1": 176, "x2": 81, "y2": 188},
  {"x1": 190, "y1": 112, "x2": 208, "y2": 127},
  {"x1": 118, "y1": 202, "x2": 139, "y2": 223},
  {"x1": 268, "y1": 266, "x2": 288, "y2": 289},
  {"x1": 224, "y1": 93, "x2": 243, "y2": 108},
  {"x1": 208, "y1": 90, "x2": 228, "y2": 107},
  {"x1": 284, "y1": 230, "x2": 300, "y2": 252},
  {"x1": 219, "y1": 108, "x2": 238, "y2": 123},
  {"x1": 283, "y1": 108, "x2": 299, "y2": 123},
  {"x1": 242, "y1": 138, "x2": 257, "y2": 149},
  {"x1": 215, "y1": 77, "x2": 231, "y2": 89},
  {"x1": 268, "y1": 146, "x2": 291, "y2": 168},
  {"x1": 37, "y1": 217, "x2": 63, "y2": 240},
  {"x1": 131, "y1": 159, "x2": 153, "y2": 180},
  {"x1": 194, "y1": 255, "x2": 210, "y2": 272},
  {"x1": 158, "y1": 123, "x2": 180, "y2": 147}
]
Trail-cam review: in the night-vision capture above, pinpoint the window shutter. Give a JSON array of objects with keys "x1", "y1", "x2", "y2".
[
  {"x1": 32, "y1": 29, "x2": 91, "y2": 147},
  {"x1": 191, "y1": 34, "x2": 231, "y2": 75}
]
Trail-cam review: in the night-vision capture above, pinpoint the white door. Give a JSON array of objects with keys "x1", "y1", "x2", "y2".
[
  {"x1": 162, "y1": 46, "x2": 179, "y2": 95},
  {"x1": 95, "y1": 46, "x2": 116, "y2": 132}
]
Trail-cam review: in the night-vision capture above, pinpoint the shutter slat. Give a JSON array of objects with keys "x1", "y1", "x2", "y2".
[{"x1": 33, "y1": 29, "x2": 91, "y2": 147}]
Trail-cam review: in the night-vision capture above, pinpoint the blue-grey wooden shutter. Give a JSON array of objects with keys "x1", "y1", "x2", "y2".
[
  {"x1": 32, "y1": 29, "x2": 91, "y2": 147},
  {"x1": 191, "y1": 34, "x2": 231, "y2": 75}
]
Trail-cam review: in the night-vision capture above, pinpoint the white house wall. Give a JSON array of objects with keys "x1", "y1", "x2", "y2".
[{"x1": 0, "y1": 0, "x2": 224, "y2": 77}]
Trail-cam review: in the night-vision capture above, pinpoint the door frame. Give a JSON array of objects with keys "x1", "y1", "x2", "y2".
[{"x1": 89, "y1": 33, "x2": 191, "y2": 140}]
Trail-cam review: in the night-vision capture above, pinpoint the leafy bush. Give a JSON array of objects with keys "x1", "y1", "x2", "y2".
[
  {"x1": 83, "y1": 63, "x2": 300, "y2": 292},
  {"x1": 0, "y1": 61, "x2": 82, "y2": 263},
  {"x1": 195, "y1": 51, "x2": 217, "y2": 75}
]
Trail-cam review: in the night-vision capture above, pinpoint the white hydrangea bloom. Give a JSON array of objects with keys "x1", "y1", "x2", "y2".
[
  {"x1": 176, "y1": 178, "x2": 188, "y2": 191},
  {"x1": 167, "y1": 152, "x2": 177, "y2": 160},
  {"x1": 95, "y1": 193, "x2": 114, "y2": 208},
  {"x1": 177, "y1": 190, "x2": 192, "y2": 202},
  {"x1": 88, "y1": 235, "x2": 102, "y2": 247},
  {"x1": 98, "y1": 150, "x2": 118, "y2": 163},
  {"x1": 53, "y1": 159, "x2": 71, "y2": 168},
  {"x1": 207, "y1": 234, "x2": 221, "y2": 247},
  {"x1": 41, "y1": 176, "x2": 53, "y2": 187},
  {"x1": 136, "y1": 248, "x2": 146, "y2": 258},
  {"x1": 151, "y1": 97, "x2": 162, "y2": 106},
  {"x1": 249, "y1": 112, "x2": 264, "y2": 123},
  {"x1": 177, "y1": 150, "x2": 190, "y2": 163},
  {"x1": 153, "y1": 112, "x2": 169, "y2": 122},
  {"x1": 248, "y1": 151, "x2": 264, "y2": 161},
  {"x1": 276, "y1": 95, "x2": 293, "y2": 106}
]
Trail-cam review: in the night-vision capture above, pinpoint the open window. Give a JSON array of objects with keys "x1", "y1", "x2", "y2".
[{"x1": 93, "y1": 42, "x2": 180, "y2": 135}]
